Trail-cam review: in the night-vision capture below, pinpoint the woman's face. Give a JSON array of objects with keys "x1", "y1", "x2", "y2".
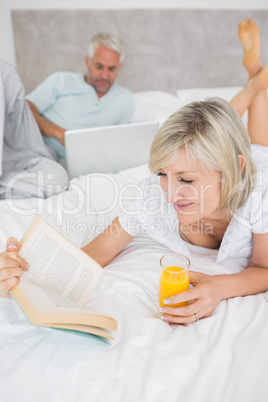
[{"x1": 159, "y1": 147, "x2": 223, "y2": 224}]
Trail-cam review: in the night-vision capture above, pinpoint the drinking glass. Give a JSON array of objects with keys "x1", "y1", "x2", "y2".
[{"x1": 159, "y1": 252, "x2": 190, "y2": 308}]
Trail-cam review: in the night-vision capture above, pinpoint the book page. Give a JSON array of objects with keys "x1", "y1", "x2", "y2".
[
  {"x1": 18, "y1": 280, "x2": 109, "y2": 316},
  {"x1": 46, "y1": 324, "x2": 113, "y2": 340},
  {"x1": 11, "y1": 281, "x2": 117, "y2": 331},
  {"x1": 18, "y1": 216, "x2": 103, "y2": 305}
]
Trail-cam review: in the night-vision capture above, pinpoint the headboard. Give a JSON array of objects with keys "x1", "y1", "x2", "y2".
[{"x1": 12, "y1": 9, "x2": 268, "y2": 94}]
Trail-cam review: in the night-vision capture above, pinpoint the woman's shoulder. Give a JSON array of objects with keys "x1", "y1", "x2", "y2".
[
  {"x1": 132, "y1": 174, "x2": 166, "y2": 209},
  {"x1": 247, "y1": 144, "x2": 268, "y2": 211},
  {"x1": 237, "y1": 165, "x2": 268, "y2": 234},
  {"x1": 251, "y1": 144, "x2": 268, "y2": 171},
  {"x1": 118, "y1": 174, "x2": 161, "y2": 215}
]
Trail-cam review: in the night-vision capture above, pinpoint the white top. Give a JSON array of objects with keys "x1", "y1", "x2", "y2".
[{"x1": 118, "y1": 145, "x2": 268, "y2": 265}]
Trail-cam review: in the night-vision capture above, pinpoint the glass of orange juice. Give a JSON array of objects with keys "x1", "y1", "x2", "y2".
[{"x1": 159, "y1": 252, "x2": 190, "y2": 308}]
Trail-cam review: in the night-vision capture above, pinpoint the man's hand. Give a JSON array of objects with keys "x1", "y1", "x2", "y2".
[
  {"x1": 55, "y1": 129, "x2": 66, "y2": 146},
  {"x1": 27, "y1": 100, "x2": 66, "y2": 144}
]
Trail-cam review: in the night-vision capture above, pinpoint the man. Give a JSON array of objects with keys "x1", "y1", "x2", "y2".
[
  {"x1": 0, "y1": 60, "x2": 68, "y2": 199},
  {"x1": 26, "y1": 33, "x2": 134, "y2": 160}
]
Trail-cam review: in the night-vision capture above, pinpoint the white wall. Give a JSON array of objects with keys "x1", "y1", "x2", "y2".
[{"x1": 2, "y1": 0, "x2": 268, "y2": 66}]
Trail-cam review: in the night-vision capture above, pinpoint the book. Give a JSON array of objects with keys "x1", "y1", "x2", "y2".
[{"x1": 10, "y1": 215, "x2": 117, "y2": 339}]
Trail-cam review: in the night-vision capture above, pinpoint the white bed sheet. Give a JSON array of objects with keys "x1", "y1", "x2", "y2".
[{"x1": 0, "y1": 163, "x2": 268, "y2": 402}]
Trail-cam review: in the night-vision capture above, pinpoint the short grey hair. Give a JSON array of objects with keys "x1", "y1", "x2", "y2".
[
  {"x1": 88, "y1": 33, "x2": 124, "y2": 63},
  {"x1": 149, "y1": 98, "x2": 257, "y2": 213}
]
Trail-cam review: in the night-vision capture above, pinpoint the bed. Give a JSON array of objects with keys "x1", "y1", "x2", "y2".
[{"x1": 1, "y1": 9, "x2": 268, "y2": 402}]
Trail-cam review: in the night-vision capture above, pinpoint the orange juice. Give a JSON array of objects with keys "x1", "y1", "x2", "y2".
[{"x1": 159, "y1": 266, "x2": 189, "y2": 308}]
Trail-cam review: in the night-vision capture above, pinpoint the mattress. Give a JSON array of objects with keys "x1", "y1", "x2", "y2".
[{"x1": 0, "y1": 161, "x2": 268, "y2": 402}]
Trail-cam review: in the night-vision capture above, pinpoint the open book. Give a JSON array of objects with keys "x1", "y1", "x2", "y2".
[{"x1": 10, "y1": 215, "x2": 117, "y2": 339}]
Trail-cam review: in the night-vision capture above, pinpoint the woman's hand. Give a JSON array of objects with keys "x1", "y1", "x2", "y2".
[
  {"x1": 0, "y1": 237, "x2": 29, "y2": 298},
  {"x1": 159, "y1": 271, "x2": 224, "y2": 325}
]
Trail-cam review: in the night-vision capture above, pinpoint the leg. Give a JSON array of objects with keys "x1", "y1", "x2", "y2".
[
  {"x1": 248, "y1": 88, "x2": 268, "y2": 145},
  {"x1": 230, "y1": 18, "x2": 263, "y2": 116},
  {"x1": 230, "y1": 66, "x2": 268, "y2": 118},
  {"x1": 229, "y1": 81, "x2": 258, "y2": 117},
  {"x1": 0, "y1": 157, "x2": 69, "y2": 199},
  {"x1": 0, "y1": 60, "x2": 69, "y2": 198},
  {"x1": 0, "y1": 71, "x2": 4, "y2": 177},
  {"x1": 230, "y1": 19, "x2": 268, "y2": 145},
  {"x1": 238, "y1": 18, "x2": 262, "y2": 78}
]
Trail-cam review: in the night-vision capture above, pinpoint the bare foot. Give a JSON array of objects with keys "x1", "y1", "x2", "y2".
[
  {"x1": 238, "y1": 18, "x2": 262, "y2": 77},
  {"x1": 249, "y1": 65, "x2": 268, "y2": 92}
]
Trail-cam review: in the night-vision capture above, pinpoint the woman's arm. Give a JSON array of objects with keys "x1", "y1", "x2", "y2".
[
  {"x1": 0, "y1": 217, "x2": 133, "y2": 298},
  {"x1": 160, "y1": 232, "x2": 268, "y2": 325},
  {"x1": 215, "y1": 231, "x2": 268, "y2": 298},
  {"x1": 82, "y1": 217, "x2": 135, "y2": 267}
]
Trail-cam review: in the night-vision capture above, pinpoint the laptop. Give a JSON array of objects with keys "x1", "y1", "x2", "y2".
[{"x1": 65, "y1": 121, "x2": 159, "y2": 178}]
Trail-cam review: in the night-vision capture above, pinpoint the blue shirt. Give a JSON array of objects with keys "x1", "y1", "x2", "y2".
[{"x1": 26, "y1": 72, "x2": 133, "y2": 158}]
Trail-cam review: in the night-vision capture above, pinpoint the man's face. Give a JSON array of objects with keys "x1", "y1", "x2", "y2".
[{"x1": 85, "y1": 46, "x2": 122, "y2": 96}]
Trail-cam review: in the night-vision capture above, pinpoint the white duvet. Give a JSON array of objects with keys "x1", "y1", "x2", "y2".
[{"x1": 0, "y1": 165, "x2": 268, "y2": 402}]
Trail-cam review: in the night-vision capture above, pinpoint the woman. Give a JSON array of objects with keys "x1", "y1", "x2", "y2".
[{"x1": 1, "y1": 19, "x2": 268, "y2": 325}]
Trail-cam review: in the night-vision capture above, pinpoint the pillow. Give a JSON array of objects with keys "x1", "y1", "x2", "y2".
[
  {"x1": 131, "y1": 91, "x2": 182, "y2": 126},
  {"x1": 176, "y1": 86, "x2": 248, "y2": 125},
  {"x1": 176, "y1": 86, "x2": 243, "y2": 104}
]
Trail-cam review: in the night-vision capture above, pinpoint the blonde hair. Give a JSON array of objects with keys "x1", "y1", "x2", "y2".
[
  {"x1": 88, "y1": 33, "x2": 124, "y2": 63},
  {"x1": 149, "y1": 98, "x2": 257, "y2": 213}
]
